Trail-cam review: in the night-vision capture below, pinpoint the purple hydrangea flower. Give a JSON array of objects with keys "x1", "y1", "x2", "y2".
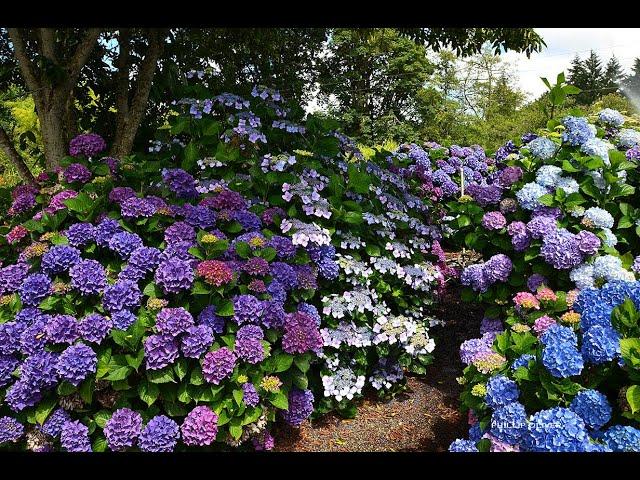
[
  {"x1": 202, "y1": 347, "x2": 236, "y2": 385},
  {"x1": 108, "y1": 232, "x2": 144, "y2": 259},
  {"x1": 45, "y1": 314, "x2": 80, "y2": 344},
  {"x1": 164, "y1": 221, "x2": 196, "y2": 246},
  {"x1": 102, "y1": 280, "x2": 141, "y2": 313},
  {"x1": 235, "y1": 325, "x2": 265, "y2": 364},
  {"x1": 120, "y1": 197, "x2": 158, "y2": 218},
  {"x1": 69, "y1": 133, "x2": 106, "y2": 157},
  {"x1": 94, "y1": 218, "x2": 123, "y2": 248},
  {"x1": 70, "y1": 259, "x2": 107, "y2": 295},
  {"x1": 233, "y1": 294, "x2": 264, "y2": 325},
  {"x1": 282, "y1": 312, "x2": 322, "y2": 354},
  {"x1": 181, "y1": 406, "x2": 218, "y2": 446},
  {"x1": 21, "y1": 350, "x2": 58, "y2": 389},
  {"x1": 109, "y1": 187, "x2": 137, "y2": 204},
  {"x1": 575, "y1": 231, "x2": 601, "y2": 256},
  {"x1": 144, "y1": 334, "x2": 179, "y2": 370},
  {"x1": 41, "y1": 245, "x2": 81, "y2": 275},
  {"x1": 5, "y1": 378, "x2": 42, "y2": 411},
  {"x1": 40, "y1": 408, "x2": 71, "y2": 437},
  {"x1": 55, "y1": 344, "x2": 97, "y2": 386},
  {"x1": 65, "y1": 223, "x2": 95, "y2": 248},
  {"x1": 197, "y1": 305, "x2": 225, "y2": 334},
  {"x1": 0, "y1": 417, "x2": 24, "y2": 444},
  {"x1": 180, "y1": 325, "x2": 214, "y2": 359},
  {"x1": 0, "y1": 354, "x2": 19, "y2": 387},
  {"x1": 60, "y1": 420, "x2": 92, "y2": 452},
  {"x1": 242, "y1": 382, "x2": 260, "y2": 407},
  {"x1": 280, "y1": 389, "x2": 314, "y2": 426},
  {"x1": 541, "y1": 229, "x2": 584, "y2": 270},
  {"x1": 63, "y1": 163, "x2": 92, "y2": 183},
  {"x1": 155, "y1": 307, "x2": 194, "y2": 337},
  {"x1": 139, "y1": 415, "x2": 180, "y2": 452},
  {"x1": 111, "y1": 310, "x2": 137, "y2": 330},
  {"x1": 481, "y1": 211, "x2": 506, "y2": 230},
  {"x1": 269, "y1": 262, "x2": 298, "y2": 290},
  {"x1": 155, "y1": 259, "x2": 194, "y2": 294},
  {"x1": 104, "y1": 408, "x2": 143, "y2": 451},
  {"x1": 79, "y1": 314, "x2": 112, "y2": 344},
  {"x1": 0, "y1": 263, "x2": 29, "y2": 296},
  {"x1": 268, "y1": 235, "x2": 297, "y2": 259},
  {"x1": 19, "y1": 274, "x2": 52, "y2": 306},
  {"x1": 162, "y1": 168, "x2": 198, "y2": 199}
]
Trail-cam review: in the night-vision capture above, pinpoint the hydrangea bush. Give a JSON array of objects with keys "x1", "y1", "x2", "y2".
[{"x1": 151, "y1": 81, "x2": 454, "y2": 416}]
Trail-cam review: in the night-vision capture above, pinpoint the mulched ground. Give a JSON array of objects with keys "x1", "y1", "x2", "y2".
[{"x1": 274, "y1": 284, "x2": 484, "y2": 452}]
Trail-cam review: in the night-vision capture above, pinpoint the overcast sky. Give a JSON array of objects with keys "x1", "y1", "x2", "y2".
[{"x1": 502, "y1": 28, "x2": 640, "y2": 100}]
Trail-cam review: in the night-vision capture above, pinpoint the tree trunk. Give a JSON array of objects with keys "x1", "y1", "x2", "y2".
[
  {"x1": 111, "y1": 29, "x2": 166, "y2": 159},
  {"x1": 37, "y1": 91, "x2": 71, "y2": 169},
  {"x1": 0, "y1": 125, "x2": 37, "y2": 185}
]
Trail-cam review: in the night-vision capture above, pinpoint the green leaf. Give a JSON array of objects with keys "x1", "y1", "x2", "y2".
[
  {"x1": 347, "y1": 164, "x2": 371, "y2": 194},
  {"x1": 538, "y1": 194, "x2": 555, "y2": 206},
  {"x1": 92, "y1": 436, "x2": 108, "y2": 453},
  {"x1": 190, "y1": 366, "x2": 204, "y2": 386},
  {"x1": 138, "y1": 381, "x2": 160, "y2": 407},
  {"x1": 344, "y1": 211, "x2": 363, "y2": 224},
  {"x1": 105, "y1": 365, "x2": 133, "y2": 382},
  {"x1": 627, "y1": 385, "x2": 640, "y2": 414},
  {"x1": 365, "y1": 244, "x2": 381, "y2": 257},
  {"x1": 294, "y1": 355, "x2": 311, "y2": 373},
  {"x1": 233, "y1": 389, "x2": 244, "y2": 406},
  {"x1": 64, "y1": 193, "x2": 93, "y2": 213},
  {"x1": 188, "y1": 247, "x2": 205, "y2": 260},
  {"x1": 457, "y1": 215, "x2": 471, "y2": 228},
  {"x1": 273, "y1": 353, "x2": 294, "y2": 373},
  {"x1": 216, "y1": 300, "x2": 234, "y2": 317},
  {"x1": 174, "y1": 358, "x2": 188, "y2": 381},
  {"x1": 269, "y1": 392, "x2": 289, "y2": 410},
  {"x1": 78, "y1": 377, "x2": 94, "y2": 404},
  {"x1": 94, "y1": 410, "x2": 112, "y2": 428},
  {"x1": 192, "y1": 281, "x2": 211, "y2": 295},
  {"x1": 229, "y1": 418, "x2": 243, "y2": 440},
  {"x1": 142, "y1": 281, "x2": 161, "y2": 298},
  {"x1": 35, "y1": 397, "x2": 58, "y2": 425},
  {"x1": 147, "y1": 366, "x2": 176, "y2": 384},
  {"x1": 182, "y1": 142, "x2": 199, "y2": 171},
  {"x1": 235, "y1": 241, "x2": 251, "y2": 259}
]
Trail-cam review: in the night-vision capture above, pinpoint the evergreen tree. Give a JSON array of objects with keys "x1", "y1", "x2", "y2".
[
  {"x1": 622, "y1": 57, "x2": 640, "y2": 100},
  {"x1": 576, "y1": 50, "x2": 604, "y2": 104},
  {"x1": 602, "y1": 55, "x2": 624, "y2": 95}
]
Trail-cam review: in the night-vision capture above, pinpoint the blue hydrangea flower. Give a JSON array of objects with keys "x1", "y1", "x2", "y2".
[
  {"x1": 581, "y1": 325, "x2": 620, "y2": 365},
  {"x1": 449, "y1": 439, "x2": 478, "y2": 452},
  {"x1": 570, "y1": 390, "x2": 612, "y2": 430},
  {"x1": 490, "y1": 401, "x2": 527, "y2": 445},
  {"x1": 525, "y1": 407, "x2": 589, "y2": 452},
  {"x1": 562, "y1": 116, "x2": 596, "y2": 146},
  {"x1": 527, "y1": 136, "x2": 557, "y2": 160},
  {"x1": 485, "y1": 375, "x2": 520, "y2": 409},
  {"x1": 603, "y1": 425, "x2": 640, "y2": 451},
  {"x1": 598, "y1": 108, "x2": 624, "y2": 127},
  {"x1": 516, "y1": 182, "x2": 548, "y2": 211}
]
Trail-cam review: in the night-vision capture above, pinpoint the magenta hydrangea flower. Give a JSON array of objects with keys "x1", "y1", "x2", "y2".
[
  {"x1": 181, "y1": 405, "x2": 219, "y2": 446},
  {"x1": 104, "y1": 408, "x2": 142, "y2": 451},
  {"x1": 202, "y1": 347, "x2": 236, "y2": 385}
]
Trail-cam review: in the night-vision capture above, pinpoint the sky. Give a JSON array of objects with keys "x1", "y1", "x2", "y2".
[
  {"x1": 502, "y1": 28, "x2": 640, "y2": 100},
  {"x1": 305, "y1": 28, "x2": 640, "y2": 113}
]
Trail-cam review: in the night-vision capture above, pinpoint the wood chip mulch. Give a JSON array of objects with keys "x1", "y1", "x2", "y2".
[{"x1": 274, "y1": 285, "x2": 483, "y2": 452}]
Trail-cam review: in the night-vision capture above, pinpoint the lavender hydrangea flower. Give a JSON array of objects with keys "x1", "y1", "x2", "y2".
[
  {"x1": 70, "y1": 259, "x2": 107, "y2": 295},
  {"x1": 56, "y1": 344, "x2": 97, "y2": 386},
  {"x1": 0, "y1": 354, "x2": 19, "y2": 387},
  {"x1": 104, "y1": 408, "x2": 142, "y2": 451},
  {"x1": 139, "y1": 415, "x2": 180, "y2": 452},
  {"x1": 0, "y1": 263, "x2": 29, "y2": 296},
  {"x1": 541, "y1": 229, "x2": 584, "y2": 270},
  {"x1": 181, "y1": 406, "x2": 218, "y2": 446},
  {"x1": 481, "y1": 211, "x2": 506, "y2": 230}
]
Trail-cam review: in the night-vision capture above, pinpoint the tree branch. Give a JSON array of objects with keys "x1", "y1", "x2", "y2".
[
  {"x1": 0, "y1": 125, "x2": 37, "y2": 186},
  {"x1": 7, "y1": 28, "x2": 42, "y2": 94},
  {"x1": 65, "y1": 28, "x2": 101, "y2": 87},
  {"x1": 39, "y1": 28, "x2": 57, "y2": 62}
]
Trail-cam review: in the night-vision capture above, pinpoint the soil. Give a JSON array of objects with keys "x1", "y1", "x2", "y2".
[{"x1": 273, "y1": 285, "x2": 484, "y2": 452}]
